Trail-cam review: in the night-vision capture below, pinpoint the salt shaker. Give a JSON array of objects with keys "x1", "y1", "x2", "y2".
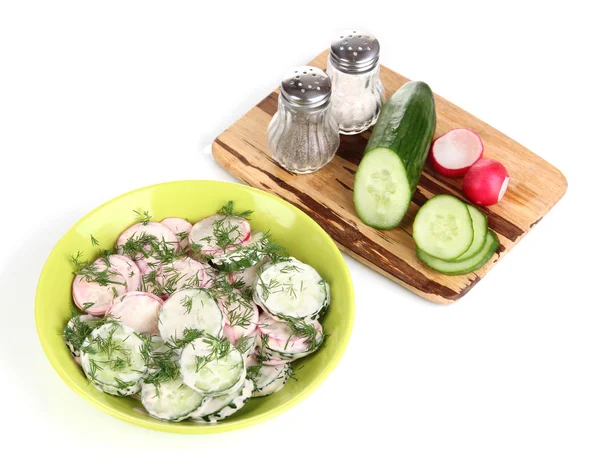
[
  {"x1": 267, "y1": 66, "x2": 340, "y2": 174},
  {"x1": 327, "y1": 30, "x2": 385, "y2": 135}
]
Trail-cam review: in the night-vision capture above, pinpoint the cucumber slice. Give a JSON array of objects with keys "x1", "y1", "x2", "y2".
[
  {"x1": 354, "y1": 148, "x2": 412, "y2": 229},
  {"x1": 253, "y1": 257, "x2": 329, "y2": 321},
  {"x1": 63, "y1": 314, "x2": 102, "y2": 358},
  {"x1": 247, "y1": 356, "x2": 292, "y2": 398},
  {"x1": 413, "y1": 194, "x2": 474, "y2": 261},
  {"x1": 417, "y1": 230, "x2": 499, "y2": 275},
  {"x1": 140, "y1": 376, "x2": 205, "y2": 422},
  {"x1": 80, "y1": 323, "x2": 148, "y2": 396},
  {"x1": 158, "y1": 289, "x2": 224, "y2": 342},
  {"x1": 456, "y1": 205, "x2": 488, "y2": 261},
  {"x1": 180, "y1": 337, "x2": 246, "y2": 396},
  {"x1": 189, "y1": 379, "x2": 253, "y2": 423}
]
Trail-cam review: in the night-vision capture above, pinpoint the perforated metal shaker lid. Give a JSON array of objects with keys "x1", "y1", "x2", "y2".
[
  {"x1": 330, "y1": 29, "x2": 380, "y2": 74},
  {"x1": 280, "y1": 66, "x2": 332, "y2": 109}
]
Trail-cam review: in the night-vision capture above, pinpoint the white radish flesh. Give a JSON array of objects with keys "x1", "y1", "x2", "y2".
[
  {"x1": 188, "y1": 215, "x2": 251, "y2": 254},
  {"x1": 116, "y1": 222, "x2": 179, "y2": 273},
  {"x1": 218, "y1": 293, "x2": 259, "y2": 342},
  {"x1": 161, "y1": 217, "x2": 192, "y2": 249},
  {"x1": 257, "y1": 312, "x2": 323, "y2": 357},
  {"x1": 107, "y1": 291, "x2": 163, "y2": 335},
  {"x1": 108, "y1": 254, "x2": 141, "y2": 292},
  {"x1": 430, "y1": 128, "x2": 484, "y2": 177},
  {"x1": 158, "y1": 257, "x2": 210, "y2": 293}
]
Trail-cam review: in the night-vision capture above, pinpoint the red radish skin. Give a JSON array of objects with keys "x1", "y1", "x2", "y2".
[
  {"x1": 430, "y1": 128, "x2": 484, "y2": 177},
  {"x1": 463, "y1": 158, "x2": 510, "y2": 206}
]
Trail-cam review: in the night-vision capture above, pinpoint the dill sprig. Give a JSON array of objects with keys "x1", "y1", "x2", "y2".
[
  {"x1": 193, "y1": 335, "x2": 235, "y2": 373},
  {"x1": 216, "y1": 201, "x2": 253, "y2": 219},
  {"x1": 90, "y1": 234, "x2": 100, "y2": 246},
  {"x1": 133, "y1": 209, "x2": 152, "y2": 225},
  {"x1": 234, "y1": 335, "x2": 255, "y2": 356},
  {"x1": 70, "y1": 252, "x2": 126, "y2": 287},
  {"x1": 280, "y1": 315, "x2": 323, "y2": 352}
]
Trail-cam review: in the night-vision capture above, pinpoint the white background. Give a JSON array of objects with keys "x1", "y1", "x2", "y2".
[{"x1": 0, "y1": 1, "x2": 598, "y2": 457}]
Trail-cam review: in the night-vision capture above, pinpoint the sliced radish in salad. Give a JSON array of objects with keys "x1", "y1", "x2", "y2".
[
  {"x1": 429, "y1": 128, "x2": 484, "y2": 177},
  {"x1": 463, "y1": 158, "x2": 510, "y2": 206},
  {"x1": 161, "y1": 217, "x2": 192, "y2": 249},
  {"x1": 108, "y1": 254, "x2": 141, "y2": 291},
  {"x1": 188, "y1": 215, "x2": 251, "y2": 255},
  {"x1": 218, "y1": 292, "x2": 259, "y2": 342},
  {"x1": 107, "y1": 291, "x2": 163, "y2": 335},
  {"x1": 117, "y1": 222, "x2": 179, "y2": 273},
  {"x1": 257, "y1": 312, "x2": 324, "y2": 362},
  {"x1": 158, "y1": 257, "x2": 211, "y2": 293},
  {"x1": 72, "y1": 258, "x2": 128, "y2": 315}
]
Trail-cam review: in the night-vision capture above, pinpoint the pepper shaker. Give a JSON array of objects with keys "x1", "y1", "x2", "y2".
[
  {"x1": 267, "y1": 66, "x2": 340, "y2": 174},
  {"x1": 327, "y1": 30, "x2": 385, "y2": 135}
]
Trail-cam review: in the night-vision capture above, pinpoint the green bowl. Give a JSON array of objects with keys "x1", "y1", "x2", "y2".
[{"x1": 35, "y1": 180, "x2": 354, "y2": 433}]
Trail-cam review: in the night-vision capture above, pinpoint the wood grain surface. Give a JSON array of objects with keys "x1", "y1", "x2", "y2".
[{"x1": 213, "y1": 50, "x2": 567, "y2": 304}]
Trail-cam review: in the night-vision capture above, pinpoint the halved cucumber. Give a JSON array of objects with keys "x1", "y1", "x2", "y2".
[
  {"x1": 189, "y1": 379, "x2": 253, "y2": 423},
  {"x1": 180, "y1": 337, "x2": 246, "y2": 396},
  {"x1": 456, "y1": 205, "x2": 488, "y2": 261},
  {"x1": 354, "y1": 81, "x2": 436, "y2": 229},
  {"x1": 417, "y1": 230, "x2": 499, "y2": 275},
  {"x1": 354, "y1": 148, "x2": 412, "y2": 229},
  {"x1": 413, "y1": 194, "x2": 474, "y2": 261},
  {"x1": 140, "y1": 376, "x2": 205, "y2": 422},
  {"x1": 80, "y1": 323, "x2": 148, "y2": 396}
]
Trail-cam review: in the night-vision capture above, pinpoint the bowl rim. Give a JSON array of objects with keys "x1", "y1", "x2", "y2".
[{"x1": 35, "y1": 179, "x2": 355, "y2": 434}]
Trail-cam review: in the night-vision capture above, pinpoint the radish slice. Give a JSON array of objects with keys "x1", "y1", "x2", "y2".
[
  {"x1": 108, "y1": 254, "x2": 141, "y2": 292},
  {"x1": 107, "y1": 291, "x2": 163, "y2": 335},
  {"x1": 188, "y1": 215, "x2": 251, "y2": 254},
  {"x1": 116, "y1": 222, "x2": 179, "y2": 273},
  {"x1": 257, "y1": 312, "x2": 323, "y2": 355},
  {"x1": 218, "y1": 292, "x2": 259, "y2": 342},
  {"x1": 158, "y1": 257, "x2": 210, "y2": 294},
  {"x1": 463, "y1": 158, "x2": 510, "y2": 206},
  {"x1": 227, "y1": 256, "x2": 269, "y2": 288},
  {"x1": 430, "y1": 128, "x2": 484, "y2": 177},
  {"x1": 161, "y1": 217, "x2": 192, "y2": 249},
  {"x1": 72, "y1": 258, "x2": 128, "y2": 315}
]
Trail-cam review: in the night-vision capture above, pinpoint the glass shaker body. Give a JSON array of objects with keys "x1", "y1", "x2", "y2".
[
  {"x1": 328, "y1": 30, "x2": 384, "y2": 135},
  {"x1": 327, "y1": 59, "x2": 384, "y2": 135},
  {"x1": 267, "y1": 66, "x2": 340, "y2": 174}
]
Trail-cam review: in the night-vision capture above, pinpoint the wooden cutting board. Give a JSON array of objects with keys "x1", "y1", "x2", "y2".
[{"x1": 213, "y1": 50, "x2": 567, "y2": 304}]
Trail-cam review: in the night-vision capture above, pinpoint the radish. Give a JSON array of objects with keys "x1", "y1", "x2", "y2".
[
  {"x1": 430, "y1": 128, "x2": 484, "y2": 177},
  {"x1": 463, "y1": 158, "x2": 510, "y2": 206}
]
